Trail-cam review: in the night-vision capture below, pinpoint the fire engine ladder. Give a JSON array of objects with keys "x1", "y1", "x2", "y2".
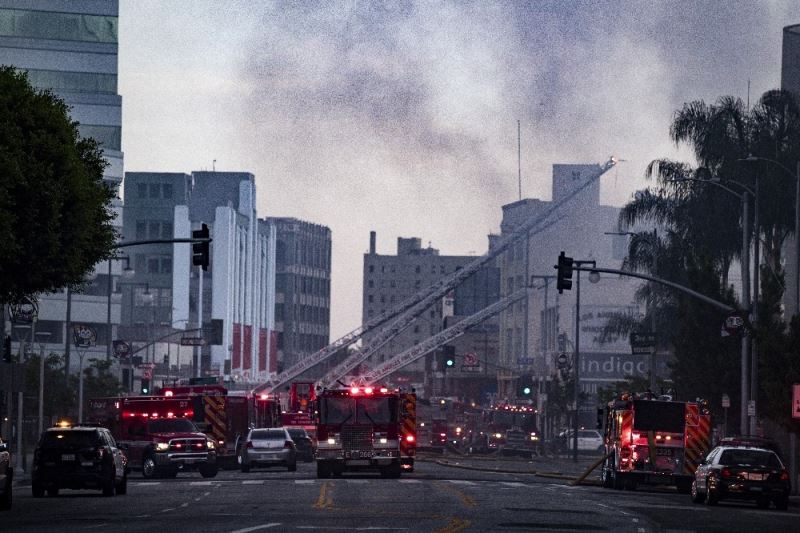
[
  {"x1": 356, "y1": 286, "x2": 531, "y2": 386},
  {"x1": 318, "y1": 156, "x2": 618, "y2": 389},
  {"x1": 256, "y1": 157, "x2": 618, "y2": 394}
]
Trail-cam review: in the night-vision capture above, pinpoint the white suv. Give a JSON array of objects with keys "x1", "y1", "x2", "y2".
[{"x1": 559, "y1": 429, "x2": 604, "y2": 452}]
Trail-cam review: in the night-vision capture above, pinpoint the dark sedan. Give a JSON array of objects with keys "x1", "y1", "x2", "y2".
[
  {"x1": 691, "y1": 445, "x2": 790, "y2": 510},
  {"x1": 287, "y1": 428, "x2": 315, "y2": 462}
]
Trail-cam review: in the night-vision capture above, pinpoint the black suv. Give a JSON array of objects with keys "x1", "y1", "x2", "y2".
[
  {"x1": 0, "y1": 436, "x2": 11, "y2": 510},
  {"x1": 286, "y1": 428, "x2": 315, "y2": 462},
  {"x1": 32, "y1": 424, "x2": 128, "y2": 497}
]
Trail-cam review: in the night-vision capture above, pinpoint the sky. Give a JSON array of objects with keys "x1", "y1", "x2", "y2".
[{"x1": 118, "y1": 0, "x2": 796, "y2": 339}]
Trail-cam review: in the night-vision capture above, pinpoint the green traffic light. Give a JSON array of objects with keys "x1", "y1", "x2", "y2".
[
  {"x1": 446, "y1": 359, "x2": 454, "y2": 367},
  {"x1": 523, "y1": 386, "x2": 531, "y2": 395}
]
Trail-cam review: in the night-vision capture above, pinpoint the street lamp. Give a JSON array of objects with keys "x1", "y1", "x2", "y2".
[
  {"x1": 105, "y1": 256, "x2": 135, "y2": 362},
  {"x1": 668, "y1": 176, "x2": 754, "y2": 436}
]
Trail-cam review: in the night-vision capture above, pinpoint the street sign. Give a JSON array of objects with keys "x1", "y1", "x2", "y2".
[
  {"x1": 721, "y1": 312, "x2": 746, "y2": 337},
  {"x1": 722, "y1": 393, "x2": 730, "y2": 408},
  {"x1": 180, "y1": 337, "x2": 205, "y2": 346},
  {"x1": 630, "y1": 331, "x2": 656, "y2": 355},
  {"x1": 793, "y1": 384, "x2": 800, "y2": 420}
]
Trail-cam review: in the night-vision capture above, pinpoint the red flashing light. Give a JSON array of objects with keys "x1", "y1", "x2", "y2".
[
  {"x1": 405, "y1": 435, "x2": 415, "y2": 442},
  {"x1": 364, "y1": 387, "x2": 374, "y2": 394},
  {"x1": 379, "y1": 387, "x2": 388, "y2": 393},
  {"x1": 164, "y1": 391, "x2": 173, "y2": 397},
  {"x1": 780, "y1": 470, "x2": 789, "y2": 481},
  {"x1": 175, "y1": 443, "x2": 182, "y2": 448},
  {"x1": 260, "y1": 394, "x2": 269, "y2": 400},
  {"x1": 350, "y1": 387, "x2": 360, "y2": 394},
  {"x1": 167, "y1": 412, "x2": 174, "y2": 418}
]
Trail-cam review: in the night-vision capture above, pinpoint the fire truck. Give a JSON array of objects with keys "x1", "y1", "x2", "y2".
[
  {"x1": 156, "y1": 384, "x2": 282, "y2": 467},
  {"x1": 87, "y1": 396, "x2": 219, "y2": 478},
  {"x1": 280, "y1": 382, "x2": 318, "y2": 443},
  {"x1": 314, "y1": 386, "x2": 414, "y2": 478},
  {"x1": 600, "y1": 392, "x2": 712, "y2": 492}
]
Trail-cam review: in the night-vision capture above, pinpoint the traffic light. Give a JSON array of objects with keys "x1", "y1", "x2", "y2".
[
  {"x1": 442, "y1": 345, "x2": 456, "y2": 370},
  {"x1": 518, "y1": 374, "x2": 534, "y2": 396},
  {"x1": 556, "y1": 251, "x2": 574, "y2": 293},
  {"x1": 140, "y1": 378, "x2": 150, "y2": 395},
  {"x1": 192, "y1": 223, "x2": 210, "y2": 271}
]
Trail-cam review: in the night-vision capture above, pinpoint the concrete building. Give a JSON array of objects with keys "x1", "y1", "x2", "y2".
[
  {"x1": 362, "y1": 233, "x2": 475, "y2": 394},
  {"x1": 122, "y1": 171, "x2": 279, "y2": 387},
  {"x1": 266, "y1": 217, "x2": 332, "y2": 373},
  {"x1": 781, "y1": 23, "x2": 800, "y2": 318},
  {"x1": 496, "y1": 164, "x2": 641, "y2": 426},
  {"x1": 0, "y1": 0, "x2": 124, "y2": 369}
]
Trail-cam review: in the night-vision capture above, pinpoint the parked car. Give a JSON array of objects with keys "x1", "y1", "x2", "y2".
[
  {"x1": 32, "y1": 424, "x2": 127, "y2": 497},
  {"x1": 558, "y1": 429, "x2": 604, "y2": 452},
  {"x1": 240, "y1": 427, "x2": 297, "y2": 472},
  {"x1": 0, "y1": 436, "x2": 11, "y2": 510},
  {"x1": 467, "y1": 433, "x2": 490, "y2": 455},
  {"x1": 690, "y1": 445, "x2": 790, "y2": 510},
  {"x1": 287, "y1": 428, "x2": 315, "y2": 462}
]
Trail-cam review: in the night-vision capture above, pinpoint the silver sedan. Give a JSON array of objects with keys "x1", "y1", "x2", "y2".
[{"x1": 240, "y1": 428, "x2": 297, "y2": 472}]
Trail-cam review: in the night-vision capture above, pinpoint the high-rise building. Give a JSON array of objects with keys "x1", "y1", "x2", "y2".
[
  {"x1": 0, "y1": 1, "x2": 124, "y2": 369},
  {"x1": 267, "y1": 218, "x2": 332, "y2": 373},
  {"x1": 781, "y1": 23, "x2": 800, "y2": 317},
  {"x1": 122, "y1": 171, "x2": 279, "y2": 386}
]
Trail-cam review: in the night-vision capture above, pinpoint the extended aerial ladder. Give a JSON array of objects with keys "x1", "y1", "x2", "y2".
[
  {"x1": 255, "y1": 157, "x2": 618, "y2": 393},
  {"x1": 354, "y1": 286, "x2": 531, "y2": 386}
]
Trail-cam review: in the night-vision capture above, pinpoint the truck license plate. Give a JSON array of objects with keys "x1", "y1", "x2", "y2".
[
  {"x1": 656, "y1": 448, "x2": 673, "y2": 456},
  {"x1": 61, "y1": 454, "x2": 75, "y2": 462}
]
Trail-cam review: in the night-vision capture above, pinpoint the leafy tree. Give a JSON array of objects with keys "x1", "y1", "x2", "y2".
[{"x1": 0, "y1": 66, "x2": 116, "y2": 303}]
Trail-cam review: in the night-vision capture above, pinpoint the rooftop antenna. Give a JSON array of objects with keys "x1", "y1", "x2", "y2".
[{"x1": 213, "y1": 159, "x2": 217, "y2": 172}]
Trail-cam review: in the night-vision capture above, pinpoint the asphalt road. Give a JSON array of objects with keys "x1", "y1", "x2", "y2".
[{"x1": 3, "y1": 457, "x2": 797, "y2": 532}]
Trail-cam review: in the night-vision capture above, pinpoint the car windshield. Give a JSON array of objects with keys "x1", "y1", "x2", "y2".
[
  {"x1": 40, "y1": 430, "x2": 101, "y2": 448},
  {"x1": 287, "y1": 429, "x2": 307, "y2": 439},
  {"x1": 321, "y1": 397, "x2": 355, "y2": 425},
  {"x1": 147, "y1": 419, "x2": 198, "y2": 433},
  {"x1": 251, "y1": 429, "x2": 286, "y2": 440},
  {"x1": 718, "y1": 449, "x2": 783, "y2": 468}
]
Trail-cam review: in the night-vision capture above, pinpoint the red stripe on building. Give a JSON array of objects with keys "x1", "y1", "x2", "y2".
[
  {"x1": 232, "y1": 323, "x2": 242, "y2": 369},
  {"x1": 258, "y1": 328, "x2": 268, "y2": 372},
  {"x1": 269, "y1": 331, "x2": 278, "y2": 373},
  {"x1": 243, "y1": 325, "x2": 253, "y2": 370}
]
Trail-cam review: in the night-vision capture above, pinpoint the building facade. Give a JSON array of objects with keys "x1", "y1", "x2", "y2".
[
  {"x1": 122, "y1": 171, "x2": 279, "y2": 387},
  {"x1": 0, "y1": 0, "x2": 124, "y2": 369},
  {"x1": 266, "y1": 217, "x2": 332, "y2": 373}
]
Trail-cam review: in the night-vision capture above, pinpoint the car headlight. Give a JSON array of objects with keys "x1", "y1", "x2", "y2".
[
  {"x1": 207, "y1": 440, "x2": 215, "y2": 449},
  {"x1": 156, "y1": 442, "x2": 169, "y2": 451}
]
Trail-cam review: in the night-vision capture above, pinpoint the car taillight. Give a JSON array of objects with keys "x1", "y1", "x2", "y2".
[
  {"x1": 780, "y1": 470, "x2": 789, "y2": 481},
  {"x1": 721, "y1": 468, "x2": 732, "y2": 479},
  {"x1": 284, "y1": 441, "x2": 294, "y2": 449}
]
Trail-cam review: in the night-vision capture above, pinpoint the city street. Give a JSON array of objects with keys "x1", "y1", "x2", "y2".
[{"x1": 3, "y1": 456, "x2": 797, "y2": 532}]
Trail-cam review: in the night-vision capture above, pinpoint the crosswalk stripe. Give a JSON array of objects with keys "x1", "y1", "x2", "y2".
[
  {"x1": 447, "y1": 480, "x2": 475, "y2": 485},
  {"x1": 243, "y1": 480, "x2": 264, "y2": 485},
  {"x1": 132, "y1": 482, "x2": 161, "y2": 486},
  {"x1": 499, "y1": 482, "x2": 526, "y2": 487},
  {"x1": 190, "y1": 481, "x2": 216, "y2": 486},
  {"x1": 294, "y1": 479, "x2": 316, "y2": 484}
]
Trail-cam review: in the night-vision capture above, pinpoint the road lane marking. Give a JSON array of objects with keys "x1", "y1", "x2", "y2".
[
  {"x1": 243, "y1": 480, "x2": 265, "y2": 485},
  {"x1": 399, "y1": 479, "x2": 421, "y2": 483},
  {"x1": 180, "y1": 503, "x2": 189, "y2": 508},
  {"x1": 434, "y1": 517, "x2": 472, "y2": 533},
  {"x1": 313, "y1": 481, "x2": 333, "y2": 509},
  {"x1": 433, "y1": 482, "x2": 476, "y2": 508},
  {"x1": 159, "y1": 508, "x2": 176, "y2": 513},
  {"x1": 228, "y1": 524, "x2": 281, "y2": 533},
  {"x1": 499, "y1": 482, "x2": 526, "y2": 487},
  {"x1": 446, "y1": 480, "x2": 475, "y2": 485},
  {"x1": 345, "y1": 479, "x2": 368, "y2": 484},
  {"x1": 132, "y1": 482, "x2": 161, "y2": 486},
  {"x1": 295, "y1": 479, "x2": 316, "y2": 484},
  {"x1": 191, "y1": 481, "x2": 216, "y2": 486}
]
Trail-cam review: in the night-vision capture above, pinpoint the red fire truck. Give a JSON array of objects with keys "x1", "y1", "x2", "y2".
[
  {"x1": 314, "y1": 386, "x2": 414, "y2": 478},
  {"x1": 600, "y1": 392, "x2": 712, "y2": 492},
  {"x1": 87, "y1": 396, "x2": 218, "y2": 478},
  {"x1": 280, "y1": 382, "x2": 318, "y2": 443},
  {"x1": 157, "y1": 384, "x2": 282, "y2": 467}
]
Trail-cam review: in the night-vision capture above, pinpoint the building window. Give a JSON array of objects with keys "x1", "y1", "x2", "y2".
[
  {"x1": 162, "y1": 183, "x2": 173, "y2": 199},
  {"x1": 161, "y1": 222, "x2": 172, "y2": 239},
  {"x1": 369, "y1": 265, "x2": 374, "y2": 273},
  {"x1": 24, "y1": 69, "x2": 117, "y2": 94},
  {"x1": 77, "y1": 125, "x2": 121, "y2": 151},
  {"x1": 0, "y1": 8, "x2": 119, "y2": 43},
  {"x1": 368, "y1": 295, "x2": 373, "y2": 303},
  {"x1": 148, "y1": 183, "x2": 160, "y2": 199}
]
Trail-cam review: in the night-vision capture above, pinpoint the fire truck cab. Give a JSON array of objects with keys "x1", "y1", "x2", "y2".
[
  {"x1": 315, "y1": 386, "x2": 410, "y2": 478},
  {"x1": 600, "y1": 392, "x2": 711, "y2": 492}
]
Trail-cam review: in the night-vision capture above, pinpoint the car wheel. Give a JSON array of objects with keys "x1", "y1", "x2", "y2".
[
  {"x1": 142, "y1": 455, "x2": 157, "y2": 479},
  {"x1": 32, "y1": 482, "x2": 44, "y2": 498},
  {"x1": 288, "y1": 461, "x2": 297, "y2": 472},
  {"x1": 199, "y1": 464, "x2": 219, "y2": 478},
  {"x1": 612, "y1": 470, "x2": 624, "y2": 490},
  {"x1": 46, "y1": 487, "x2": 59, "y2": 497},
  {"x1": 705, "y1": 477, "x2": 718, "y2": 506},
  {"x1": 0, "y1": 477, "x2": 11, "y2": 510},
  {"x1": 775, "y1": 496, "x2": 789, "y2": 511},
  {"x1": 102, "y1": 475, "x2": 115, "y2": 497},
  {"x1": 116, "y1": 474, "x2": 128, "y2": 495},
  {"x1": 691, "y1": 479, "x2": 705, "y2": 503},
  {"x1": 601, "y1": 457, "x2": 613, "y2": 488}
]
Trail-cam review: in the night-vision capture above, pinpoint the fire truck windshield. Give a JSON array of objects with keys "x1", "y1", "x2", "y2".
[
  {"x1": 147, "y1": 418, "x2": 198, "y2": 434},
  {"x1": 320, "y1": 397, "x2": 398, "y2": 425}
]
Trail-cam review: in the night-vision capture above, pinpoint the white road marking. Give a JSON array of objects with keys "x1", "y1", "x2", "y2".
[
  {"x1": 159, "y1": 508, "x2": 175, "y2": 513},
  {"x1": 447, "y1": 480, "x2": 475, "y2": 485},
  {"x1": 228, "y1": 524, "x2": 281, "y2": 533},
  {"x1": 398, "y1": 479, "x2": 421, "y2": 483},
  {"x1": 180, "y1": 503, "x2": 189, "y2": 508},
  {"x1": 132, "y1": 482, "x2": 161, "y2": 486},
  {"x1": 191, "y1": 481, "x2": 215, "y2": 486},
  {"x1": 499, "y1": 482, "x2": 526, "y2": 487},
  {"x1": 243, "y1": 480, "x2": 265, "y2": 485},
  {"x1": 294, "y1": 479, "x2": 316, "y2": 484},
  {"x1": 345, "y1": 479, "x2": 368, "y2": 484}
]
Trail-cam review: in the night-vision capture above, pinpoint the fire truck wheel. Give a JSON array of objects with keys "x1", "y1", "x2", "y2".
[
  {"x1": 611, "y1": 471, "x2": 624, "y2": 490},
  {"x1": 287, "y1": 461, "x2": 297, "y2": 472},
  {"x1": 46, "y1": 488, "x2": 59, "y2": 497},
  {"x1": 690, "y1": 479, "x2": 705, "y2": 503},
  {"x1": 316, "y1": 462, "x2": 331, "y2": 478},
  {"x1": 199, "y1": 464, "x2": 219, "y2": 478},
  {"x1": 31, "y1": 482, "x2": 44, "y2": 498},
  {"x1": 142, "y1": 456, "x2": 157, "y2": 479}
]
